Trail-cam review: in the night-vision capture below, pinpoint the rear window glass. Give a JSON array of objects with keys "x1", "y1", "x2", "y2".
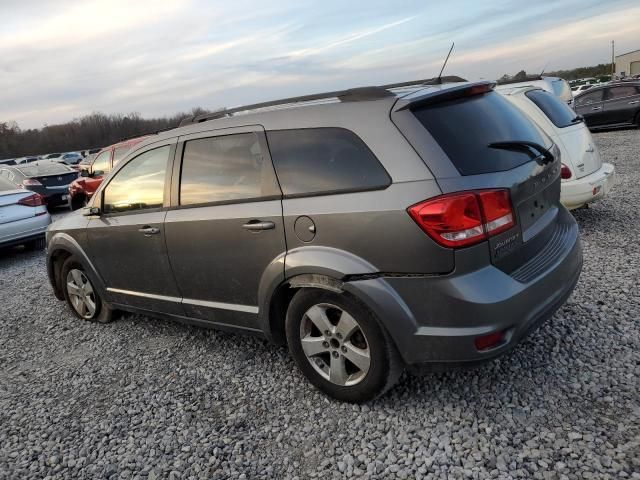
[
  {"x1": 412, "y1": 91, "x2": 550, "y2": 175},
  {"x1": 266, "y1": 128, "x2": 390, "y2": 196},
  {"x1": 0, "y1": 176, "x2": 17, "y2": 191},
  {"x1": 525, "y1": 89, "x2": 577, "y2": 128},
  {"x1": 17, "y1": 162, "x2": 72, "y2": 176}
]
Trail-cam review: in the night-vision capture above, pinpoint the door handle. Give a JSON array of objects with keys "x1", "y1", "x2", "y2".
[
  {"x1": 242, "y1": 220, "x2": 275, "y2": 231},
  {"x1": 629, "y1": 100, "x2": 639, "y2": 105},
  {"x1": 591, "y1": 106, "x2": 602, "y2": 110},
  {"x1": 138, "y1": 226, "x2": 160, "y2": 236}
]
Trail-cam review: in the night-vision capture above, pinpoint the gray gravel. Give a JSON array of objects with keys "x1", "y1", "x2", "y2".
[{"x1": 1, "y1": 129, "x2": 639, "y2": 480}]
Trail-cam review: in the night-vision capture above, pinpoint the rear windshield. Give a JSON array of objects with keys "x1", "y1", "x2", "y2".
[
  {"x1": 0, "y1": 177, "x2": 17, "y2": 191},
  {"x1": 412, "y1": 91, "x2": 551, "y2": 175},
  {"x1": 525, "y1": 89, "x2": 578, "y2": 128},
  {"x1": 18, "y1": 162, "x2": 72, "y2": 176},
  {"x1": 550, "y1": 79, "x2": 572, "y2": 101}
]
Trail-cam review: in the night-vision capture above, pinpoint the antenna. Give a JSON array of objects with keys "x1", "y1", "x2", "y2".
[
  {"x1": 540, "y1": 61, "x2": 549, "y2": 76},
  {"x1": 436, "y1": 42, "x2": 455, "y2": 84}
]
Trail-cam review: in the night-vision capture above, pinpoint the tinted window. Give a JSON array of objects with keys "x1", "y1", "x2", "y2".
[
  {"x1": 17, "y1": 162, "x2": 71, "y2": 176},
  {"x1": 267, "y1": 128, "x2": 390, "y2": 196},
  {"x1": 103, "y1": 146, "x2": 169, "y2": 214},
  {"x1": 575, "y1": 89, "x2": 603, "y2": 106},
  {"x1": 112, "y1": 146, "x2": 130, "y2": 165},
  {"x1": 180, "y1": 133, "x2": 279, "y2": 205},
  {"x1": 413, "y1": 91, "x2": 550, "y2": 175},
  {"x1": 92, "y1": 150, "x2": 111, "y2": 173},
  {"x1": 525, "y1": 89, "x2": 577, "y2": 128},
  {"x1": 607, "y1": 86, "x2": 639, "y2": 99}
]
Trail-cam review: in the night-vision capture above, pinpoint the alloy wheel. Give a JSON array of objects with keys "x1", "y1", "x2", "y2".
[
  {"x1": 66, "y1": 269, "x2": 97, "y2": 319},
  {"x1": 299, "y1": 303, "x2": 371, "y2": 386}
]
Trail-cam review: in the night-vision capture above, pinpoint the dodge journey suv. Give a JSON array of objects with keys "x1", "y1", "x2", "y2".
[{"x1": 47, "y1": 80, "x2": 583, "y2": 402}]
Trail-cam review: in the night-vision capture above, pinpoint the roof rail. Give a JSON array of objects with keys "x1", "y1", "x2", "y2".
[
  {"x1": 495, "y1": 75, "x2": 545, "y2": 86},
  {"x1": 179, "y1": 76, "x2": 467, "y2": 126}
]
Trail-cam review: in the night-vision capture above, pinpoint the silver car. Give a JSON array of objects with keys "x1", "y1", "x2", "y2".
[{"x1": 0, "y1": 176, "x2": 50, "y2": 250}]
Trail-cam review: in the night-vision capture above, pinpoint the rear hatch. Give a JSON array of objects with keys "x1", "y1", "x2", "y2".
[
  {"x1": 393, "y1": 83, "x2": 564, "y2": 274},
  {"x1": 523, "y1": 88, "x2": 601, "y2": 178}
]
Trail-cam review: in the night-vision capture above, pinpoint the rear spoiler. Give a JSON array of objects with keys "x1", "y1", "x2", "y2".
[{"x1": 394, "y1": 81, "x2": 496, "y2": 111}]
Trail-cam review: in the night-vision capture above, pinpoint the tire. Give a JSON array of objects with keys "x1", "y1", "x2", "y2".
[
  {"x1": 24, "y1": 237, "x2": 46, "y2": 251},
  {"x1": 60, "y1": 257, "x2": 112, "y2": 323},
  {"x1": 286, "y1": 289, "x2": 403, "y2": 403}
]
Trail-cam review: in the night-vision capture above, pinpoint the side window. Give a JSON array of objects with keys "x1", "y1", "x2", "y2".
[
  {"x1": 606, "y1": 86, "x2": 639, "y2": 100},
  {"x1": 575, "y1": 90, "x2": 603, "y2": 107},
  {"x1": 179, "y1": 132, "x2": 280, "y2": 206},
  {"x1": 91, "y1": 150, "x2": 111, "y2": 174},
  {"x1": 266, "y1": 128, "x2": 391, "y2": 196},
  {"x1": 525, "y1": 89, "x2": 577, "y2": 128},
  {"x1": 112, "y1": 146, "x2": 130, "y2": 166},
  {"x1": 103, "y1": 146, "x2": 170, "y2": 214}
]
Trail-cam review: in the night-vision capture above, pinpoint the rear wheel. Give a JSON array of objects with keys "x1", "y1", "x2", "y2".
[
  {"x1": 60, "y1": 257, "x2": 112, "y2": 323},
  {"x1": 286, "y1": 289, "x2": 403, "y2": 402}
]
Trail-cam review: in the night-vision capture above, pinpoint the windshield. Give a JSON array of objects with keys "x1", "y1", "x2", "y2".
[
  {"x1": 17, "y1": 162, "x2": 72, "y2": 176},
  {"x1": 550, "y1": 79, "x2": 572, "y2": 102}
]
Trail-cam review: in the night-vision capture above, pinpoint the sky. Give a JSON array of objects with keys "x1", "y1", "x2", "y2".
[{"x1": 1, "y1": 0, "x2": 638, "y2": 129}]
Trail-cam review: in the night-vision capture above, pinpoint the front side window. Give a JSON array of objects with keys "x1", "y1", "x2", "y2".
[
  {"x1": 266, "y1": 128, "x2": 390, "y2": 196},
  {"x1": 180, "y1": 132, "x2": 279, "y2": 205},
  {"x1": 103, "y1": 146, "x2": 170, "y2": 214},
  {"x1": 525, "y1": 89, "x2": 578, "y2": 128},
  {"x1": 92, "y1": 150, "x2": 111, "y2": 174},
  {"x1": 606, "y1": 86, "x2": 639, "y2": 100},
  {"x1": 575, "y1": 90, "x2": 604, "y2": 106}
]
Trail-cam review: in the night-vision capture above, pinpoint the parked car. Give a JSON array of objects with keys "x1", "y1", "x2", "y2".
[
  {"x1": 500, "y1": 87, "x2": 615, "y2": 210},
  {"x1": 56, "y1": 152, "x2": 84, "y2": 166},
  {"x1": 571, "y1": 84, "x2": 594, "y2": 97},
  {"x1": 574, "y1": 82, "x2": 640, "y2": 130},
  {"x1": 46, "y1": 80, "x2": 582, "y2": 402},
  {"x1": 0, "y1": 161, "x2": 78, "y2": 208},
  {"x1": 68, "y1": 136, "x2": 148, "y2": 210},
  {"x1": 40, "y1": 153, "x2": 62, "y2": 161},
  {"x1": 14, "y1": 156, "x2": 39, "y2": 165},
  {"x1": 0, "y1": 158, "x2": 16, "y2": 166},
  {"x1": 496, "y1": 76, "x2": 574, "y2": 105},
  {"x1": 0, "y1": 176, "x2": 50, "y2": 250}
]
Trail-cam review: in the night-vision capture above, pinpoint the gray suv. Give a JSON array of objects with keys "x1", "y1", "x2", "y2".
[{"x1": 47, "y1": 80, "x2": 583, "y2": 402}]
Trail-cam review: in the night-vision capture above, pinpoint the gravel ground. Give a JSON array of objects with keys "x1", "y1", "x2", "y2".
[{"x1": 0, "y1": 129, "x2": 639, "y2": 480}]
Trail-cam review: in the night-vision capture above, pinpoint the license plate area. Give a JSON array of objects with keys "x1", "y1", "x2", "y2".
[{"x1": 518, "y1": 180, "x2": 560, "y2": 240}]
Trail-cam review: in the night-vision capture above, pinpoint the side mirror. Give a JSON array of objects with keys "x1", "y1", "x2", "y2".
[
  {"x1": 82, "y1": 206, "x2": 100, "y2": 217},
  {"x1": 80, "y1": 169, "x2": 89, "y2": 177}
]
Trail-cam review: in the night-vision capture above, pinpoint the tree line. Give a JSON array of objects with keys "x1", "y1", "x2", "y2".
[
  {"x1": 497, "y1": 63, "x2": 613, "y2": 84},
  {"x1": 0, "y1": 108, "x2": 209, "y2": 160}
]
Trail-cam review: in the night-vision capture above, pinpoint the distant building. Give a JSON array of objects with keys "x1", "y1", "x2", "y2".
[{"x1": 615, "y1": 48, "x2": 640, "y2": 77}]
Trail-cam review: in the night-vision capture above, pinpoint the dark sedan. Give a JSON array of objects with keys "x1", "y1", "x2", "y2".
[
  {"x1": 0, "y1": 162, "x2": 78, "y2": 208},
  {"x1": 574, "y1": 82, "x2": 640, "y2": 130}
]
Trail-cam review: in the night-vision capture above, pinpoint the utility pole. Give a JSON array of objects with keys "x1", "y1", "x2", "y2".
[{"x1": 611, "y1": 40, "x2": 615, "y2": 77}]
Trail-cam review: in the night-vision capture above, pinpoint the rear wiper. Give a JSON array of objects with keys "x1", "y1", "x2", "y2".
[{"x1": 487, "y1": 140, "x2": 554, "y2": 165}]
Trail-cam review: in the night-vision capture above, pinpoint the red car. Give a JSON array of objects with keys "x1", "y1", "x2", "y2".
[{"x1": 68, "y1": 136, "x2": 148, "y2": 210}]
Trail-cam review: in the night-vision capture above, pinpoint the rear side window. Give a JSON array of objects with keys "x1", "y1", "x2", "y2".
[
  {"x1": 525, "y1": 89, "x2": 577, "y2": 128},
  {"x1": 412, "y1": 91, "x2": 550, "y2": 175},
  {"x1": 266, "y1": 128, "x2": 390, "y2": 196},
  {"x1": 180, "y1": 132, "x2": 280, "y2": 206},
  {"x1": 112, "y1": 146, "x2": 130, "y2": 165},
  {"x1": 606, "y1": 86, "x2": 639, "y2": 100}
]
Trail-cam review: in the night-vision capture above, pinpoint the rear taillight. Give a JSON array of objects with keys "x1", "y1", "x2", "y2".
[
  {"x1": 22, "y1": 178, "x2": 42, "y2": 187},
  {"x1": 560, "y1": 163, "x2": 572, "y2": 180},
  {"x1": 408, "y1": 189, "x2": 516, "y2": 249},
  {"x1": 18, "y1": 193, "x2": 45, "y2": 207}
]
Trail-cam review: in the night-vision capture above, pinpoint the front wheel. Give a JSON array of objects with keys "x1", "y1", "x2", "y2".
[
  {"x1": 286, "y1": 289, "x2": 403, "y2": 402},
  {"x1": 60, "y1": 257, "x2": 112, "y2": 323}
]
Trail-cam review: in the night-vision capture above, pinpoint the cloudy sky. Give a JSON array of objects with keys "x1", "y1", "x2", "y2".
[{"x1": 1, "y1": 0, "x2": 638, "y2": 129}]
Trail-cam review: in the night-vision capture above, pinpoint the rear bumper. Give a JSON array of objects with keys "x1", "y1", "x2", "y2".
[
  {"x1": 561, "y1": 163, "x2": 615, "y2": 210},
  {"x1": 346, "y1": 208, "x2": 582, "y2": 367},
  {"x1": 0, "y1": 214, "x2": 51, "y2": 248}
]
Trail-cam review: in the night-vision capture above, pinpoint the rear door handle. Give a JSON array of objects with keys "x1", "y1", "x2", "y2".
[
  {"x1": 242, "y1": 220, "x2": 275, "y2": 231},
  {"x1": 592, "y1": 106, "x2": 602, "y2": 110},
  {"x1": 629, "y1": 100, "x2": 639, "y2": 105},
  {"x1": 138, "y1": 226, "x2": 160, "y2": 236}
]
